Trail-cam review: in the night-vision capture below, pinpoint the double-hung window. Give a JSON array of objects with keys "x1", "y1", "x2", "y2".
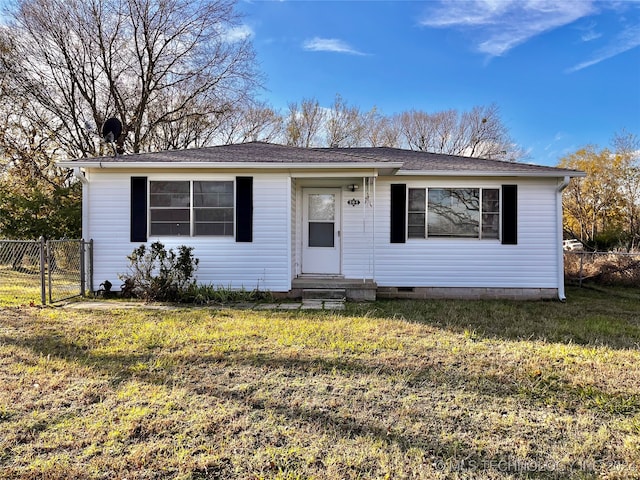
[
  {"x1": 408, "y1": 188, "x2": 427, "y2": 239},
  {"x1": 193, "y1": 181, "x2": 234, "y2": 236},
  {"x1": 149, "y1": 180, "x2": 234, "y2": 236},
  {"x1": 407, "y1": 187, "x2": 500, "y2": 239}
]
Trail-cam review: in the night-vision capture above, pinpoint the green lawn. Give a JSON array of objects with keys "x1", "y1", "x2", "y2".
[
  {"x1": 0, "y1": 267, "x2": 43, "y2": 307},
  {"x1": 0, "y1": 287, "x2": 639, "y2": 479},
  {"x1": 0, "y1": 267, "x2": 80, "y2": 307}
]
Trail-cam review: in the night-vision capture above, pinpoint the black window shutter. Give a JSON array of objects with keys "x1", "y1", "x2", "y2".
[
  {"x1": 130, "y1": 177, "x2": 147, "y2": 243},
  {"x1": 236, "y1": 176, "x2": 253, "y2": 242},
  {"x1": 502, "y1": 184, "x2": 518, "y2": 245},
  {"x1": 390, "y1": 184, "x2": 407, "y2": 243}
]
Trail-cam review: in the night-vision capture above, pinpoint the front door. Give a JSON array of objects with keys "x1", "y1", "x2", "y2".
[{"x1": 302, "y1": 188, "x2": 341, "y2": 274}]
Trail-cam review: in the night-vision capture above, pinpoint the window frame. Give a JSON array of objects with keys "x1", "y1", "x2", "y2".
[
  {"x1": 406, "y1": 186, "x2": 501, "y2": 240},
  {"x1": 148, "y1": 179, "x2": 236, "y2": 238}
]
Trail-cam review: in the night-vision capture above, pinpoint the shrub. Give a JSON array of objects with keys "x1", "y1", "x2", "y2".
[
  {"x1": 119, "y1": 242, "x2": 199, "y2": 301},
  {"x1": 565, "y1": 252, "x2": 640, "y2": 286},
  {"x1": 181, "y1": 283, "x2": 274, "y2": 305}
]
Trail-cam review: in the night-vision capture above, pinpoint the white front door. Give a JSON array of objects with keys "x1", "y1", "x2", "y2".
[{"x1": 302, "y1": 188, "x2": 341, "y2": 274}]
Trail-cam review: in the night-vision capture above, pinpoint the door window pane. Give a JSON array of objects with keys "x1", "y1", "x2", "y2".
[
  {"x1": 308, "y1": 194, "x2": 335, "y2": 221},
  {"x1": 309, "y1": 222, "x2": 334, "y2": 247}
]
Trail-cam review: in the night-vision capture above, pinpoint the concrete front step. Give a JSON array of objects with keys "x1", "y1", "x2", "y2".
[
  {"x1": 302, "y1": 288, "x2": 346, "y2": 300},
  {"x1": 292, "y1": 277, "x2": 377, "y2": 302}
]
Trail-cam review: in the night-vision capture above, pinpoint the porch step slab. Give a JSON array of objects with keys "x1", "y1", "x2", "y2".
[
  {"x1": 301, "y1": 299, "x2": 345, "y2": 310},
  {"x1": 302, "y1": 288, "x2": 346, "y2": 300},
  {"x1": 292, "y1": 278, "x2": 377, "y2": 302}
]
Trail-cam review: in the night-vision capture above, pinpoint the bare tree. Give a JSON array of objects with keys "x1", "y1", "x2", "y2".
[
  {"x1": 393, "y1": 104, "x2": 521, "y2": 160},
  {"x1": 326, "y1": 94, "x2": 364, "y2": 147},
  {"x1": 218, "y1": 101, "x2": 283, "y2": 144},
  {"x1": 376, "y1": 114, "x2": 402, "y2": 148},
  {"x1": 398, "y1": 110, "x2": 433, "y2": 151},
  {"x1": 1, "y1": 0, "x2": 258, "y2": 157},
  {"x1": 242, "y1": 104, "x2": 283, "y2": 143},
  {"x1": 430, "y1": 110, "x2": 459, "y2": 153},
  {"x1": 360, "y1": 107, "x2": 400, "y2": 147},
  {"x1": 145, "y1": 96, "x2": 228, "y2": 151},
  {"x1": 457, "y1": 104, "x2": 513, "y2": 159},
  {"x1": 284, "y1": 98, "x2": 325, "y2": 148},
  {"x1": 0, "y1": 34, "x2": 81, "y2": 239}
]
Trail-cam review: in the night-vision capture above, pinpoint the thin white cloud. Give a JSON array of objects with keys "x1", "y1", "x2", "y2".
[
  {"x1": 578, "y1": 21, "x2": 602, "y2": 42},
  {"x1": 303, "y1": 37, "x2": 367, "y2": 55},
  {"x1": 581, "y1": 30, "x2": 602, "y2": 42},
  {"x1": 421, "y1": 0, "x2": 595, "y2": 56},
  {"x1": 567, "y1": 23, "x2": 640, "y2": 72},
  {"x1": 222, "y1": 24, "x2": 254, "y2": 43},
  {"x1": 545, "y1": 131, "x2": 568, "y2": 151}
]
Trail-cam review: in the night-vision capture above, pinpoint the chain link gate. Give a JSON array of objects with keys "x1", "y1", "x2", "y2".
[
  {"x1": 0, "y1": 238, "x2": 92, "y2": 305},
  {"x1": 47, "y1": 239, "x2": 92, "y2": 303}
]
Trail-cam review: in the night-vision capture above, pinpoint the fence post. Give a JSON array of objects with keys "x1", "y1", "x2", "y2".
[
  {"x1": 89, "y1": 239, "x2": 94, "y2": 294},
  {"x1": 39, "y1": 236, "x2": 46, "y2": 305},
  {"x1": 80, "y1": 239, "x2": 86, "y2": 297},
  {"x1": 47, "y1": 240, "x2": 52, "y2": 304},
  {"x1": 579, "y1": 252, "x2": 584, "y2": 288}
]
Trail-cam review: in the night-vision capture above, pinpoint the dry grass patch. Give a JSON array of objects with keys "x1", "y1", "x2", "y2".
[
  {"x1": 0, "y1": 268, "x2": 42, "y2": 307},
  {"x1": 1, "y1": 287, "x2": 639, "y2": 479}
]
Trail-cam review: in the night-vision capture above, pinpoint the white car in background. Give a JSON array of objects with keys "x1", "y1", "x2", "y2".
[{"x1": 563, "y1": 239, "x2": 583, "y2": 251}]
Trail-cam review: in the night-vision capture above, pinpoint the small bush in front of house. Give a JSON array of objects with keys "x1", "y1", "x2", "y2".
[
  {"x1": 119, "y1": 242, "x2": 199, "y2": 302},
  {"x1": 181, "y1": 283, "x2": 274, "y2": 305}
]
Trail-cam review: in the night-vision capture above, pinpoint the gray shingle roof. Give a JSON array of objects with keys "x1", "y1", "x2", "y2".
[
  {"x1": 318, "y1": 146, "x2": 581, "y2": 175},
  {"x1": 59, "y1": 141, "x2": 584, "y2": 177},
  {"x1": 62, "y1": 142, "x2": 385, "y2": 164}
]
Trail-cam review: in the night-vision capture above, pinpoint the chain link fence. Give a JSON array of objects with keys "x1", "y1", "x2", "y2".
[
  {"x1": 565, "y1": 251, "x2": 640, "y2": 287},
  {"x1": 0, "y1": 238, "x2": 92, "y2": 305},
  {"x1": 0, "y1": 240, "x2": 45, "y2": 305},
  {"x1": 3, "y1": 241, "x2": 637, "y2": 303}
]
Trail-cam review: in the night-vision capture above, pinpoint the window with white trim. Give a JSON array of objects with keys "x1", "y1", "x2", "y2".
[
  {"x1": 408, "y1": 188, "x2": 426, "y2": 239},
  {"x1": 407, "y1": 187, "x2": 500, "y2": 239},
  {"x1": 149, "y1": 180, "x2": 234, "y2": 236}
]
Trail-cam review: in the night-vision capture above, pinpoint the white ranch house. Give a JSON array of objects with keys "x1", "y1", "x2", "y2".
[{"x1": 59, "y1": 142, "x2": 585, "y2": 300}]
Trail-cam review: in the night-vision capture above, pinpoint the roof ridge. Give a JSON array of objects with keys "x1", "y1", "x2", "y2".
[{"x1": 58, "y1": 141, "x2": 584, "y2": 177}]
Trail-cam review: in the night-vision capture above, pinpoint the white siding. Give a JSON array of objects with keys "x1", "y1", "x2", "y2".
[
  {"x1": 342, "y1": 186, "x2": 375, "y2": 279},
  {"x1": 84, "y1": 169, "x2": 563, "y2": 293},
  {"x1": 85, "y1": 170, "x2": 291, "y2": 292},
  {"x1": 290, "y1": 178, "x2": 297, "y2": 278},
  {"x1": 373, "y1": 177, "x2": 561, "y2": 289}
]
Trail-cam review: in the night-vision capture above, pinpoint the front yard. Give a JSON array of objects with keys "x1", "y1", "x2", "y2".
[{"x1": 1, "y1": 287, "x2": 639, "y2": 479}]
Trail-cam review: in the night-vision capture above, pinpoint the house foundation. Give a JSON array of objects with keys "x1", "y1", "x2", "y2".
[{"x1": 376, "y1": 286, "x2": 559, "y2": 300}]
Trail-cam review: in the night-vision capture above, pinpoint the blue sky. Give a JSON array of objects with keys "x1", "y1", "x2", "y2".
[{"x1": 237, "y1": 0, "x2": 640, "y2": 165}]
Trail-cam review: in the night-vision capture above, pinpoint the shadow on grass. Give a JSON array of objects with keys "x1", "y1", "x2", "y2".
[
  {"x1": 3, "y1": 290, "x2": 638, "y2": 479},
  {"x1": 345, "y1": 286, "x2": 640, "y2": 350},
  {"x1": 4, "y1": 311, "x2": 633, "y2": 478},
  {"x1": 3, "y1": 325, "x2": 638, "y2": 434}
]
